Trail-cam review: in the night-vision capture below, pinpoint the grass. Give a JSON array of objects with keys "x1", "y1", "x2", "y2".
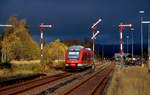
[
  {"x1": 106, "y1": 66, "x2": 150, "y2": 95},
  {"x1": 0, "y1": 59, "x2": 66, "y2": 76},
  {"x1": 53, "y1": 60, "x2": 65, "y2": 67},
  {"x1": 12, "y1": 63, "x2": 40, "y2": 71},
  {"x1": 0, "y1": 60, "x2": 51, "y2": 77},
  {"x1": 0, "y1": 63, "x2": 40, "y2": 78},
  {"x1": 11, "y1": 60, "x2": 40, "y2": 65}
]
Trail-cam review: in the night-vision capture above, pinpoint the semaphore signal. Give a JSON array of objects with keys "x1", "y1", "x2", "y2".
[
  {"x1": 40, "y1": 24, "x2": 53, "y2": 62},
  {"x1": 90, "y1": 19, "x2": 102, "y2": 52},
  {"x1": 118, "y1": 24, "x2": 132, "y2": 65},
  {"x1": 0, "y1": 24, "x2": 13, "y2": 27}
]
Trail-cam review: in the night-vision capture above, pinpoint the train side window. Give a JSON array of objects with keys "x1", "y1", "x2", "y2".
[
  {"x1": 87, "y1": 53, "x2": 91, "y2": 60},
  {"x1": 82, "y1": 53, "x2": 92, "y2": 61}
]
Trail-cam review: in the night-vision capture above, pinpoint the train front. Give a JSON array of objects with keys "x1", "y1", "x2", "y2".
[{"x1": 65, "y1": 45, "x2": 84, "y2": 69}]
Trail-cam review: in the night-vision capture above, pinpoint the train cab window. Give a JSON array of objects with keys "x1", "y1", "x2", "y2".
[{"x1": 68, "y1": 51, "x2": 80, "y2": 60}]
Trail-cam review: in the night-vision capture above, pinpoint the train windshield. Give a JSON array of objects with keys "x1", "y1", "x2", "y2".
[{"x1": 68, "y1": 51, "x2": 80, "y2": 60}]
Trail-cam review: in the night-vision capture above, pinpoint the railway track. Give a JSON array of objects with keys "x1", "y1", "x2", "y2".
[
  {"x1": 0, "y1": 63, "x2": 112, "y2": 95},
  {"x1": 0, "y1": 73, "x2": 46, "y2": 87},
  {"x1": 58, "y1": 64, "x2": 114, "y2": 95},
  {"x1": 37, "y1": 63, "x2": 108, "y2": 95},
  {"x1": 0, "y1": 72, "x2": 72, "y2": 95}
]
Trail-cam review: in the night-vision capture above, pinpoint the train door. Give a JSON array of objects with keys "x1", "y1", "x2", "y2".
[
  {"x1": 82, "y1": 52, "x2": 87, "y2": 64},
  {"x1": 87, "y1": 53, "x2": 92, "y2": 64}
]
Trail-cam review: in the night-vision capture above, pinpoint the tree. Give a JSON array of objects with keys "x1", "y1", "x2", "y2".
[
  {"x1": 64, "y1": 39, "x2": 81, "y2": 46},
  {"x1": 1, "y1": 15, "x2": 40, "y2": 62},
  {"x1": 43, "y1": 40, "x2": 68, "y2": 61},
  {"x1": 64, "y1": 38, "x2": 92, "y2": 48},
  {"x1": 1, "y1": 33, "x2": 20, "y2": 61},
  {"x1": 0, "y1": 31, "x2": 5, "y2": 60}
]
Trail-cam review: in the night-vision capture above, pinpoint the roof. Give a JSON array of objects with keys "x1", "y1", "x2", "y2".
[{"x1": 68, "y1": 45, "x2": 85, "y2": 51}]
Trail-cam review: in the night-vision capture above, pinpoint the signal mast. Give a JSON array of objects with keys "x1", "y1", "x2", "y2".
[
  {"x1": 40, "y1": 24, "x2": 53, "y2": 62},
  {"x1": 118, "y1": 24, "x2": 132, "y2": 65},
  {"x1": 90, "y1": 19, "x2": 102, "y2": 52},
  {"x1": 90, "y1": 19, "x2": 101, "y2": 70}
]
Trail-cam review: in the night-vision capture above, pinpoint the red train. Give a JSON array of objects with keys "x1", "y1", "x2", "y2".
[{"x1": 65, "y1": 45, "x2": 94, "y2": 69}]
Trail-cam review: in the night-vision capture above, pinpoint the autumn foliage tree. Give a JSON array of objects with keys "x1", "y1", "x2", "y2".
[
  {"x1": 1, "y1": 15, "x2": 39, "y2": 62},
  {"x1": 43, "y1": 40, "x2": 68, "y2": 62},
  {"x1": 64, "y1": 38, "x2": 92, "y2": 48}
]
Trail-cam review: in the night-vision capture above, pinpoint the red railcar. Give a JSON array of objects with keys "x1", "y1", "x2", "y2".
[{"x1": 65, "y1": 45, "x2": 94, "y2": 69}]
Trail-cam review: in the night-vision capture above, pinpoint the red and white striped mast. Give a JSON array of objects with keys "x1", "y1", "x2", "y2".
[
  {"x1": 40, "y1": 24, "x2": 52, "y2": 62},
  {"x1": 118, "y1": 24, "x2": 132, "y2": 64}
]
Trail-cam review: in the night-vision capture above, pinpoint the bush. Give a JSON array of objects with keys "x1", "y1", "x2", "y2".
[
  {"x1": 0, "y1": 60, "x2": 12, "y2": 69},
  {"x1": 43, "y1": 40, "x2": 68, "y2": 61},
  {"x1": 37, "y1": 62, "x2": 53, "y2": 73}
]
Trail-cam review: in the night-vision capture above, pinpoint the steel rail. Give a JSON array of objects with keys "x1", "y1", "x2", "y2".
[{"x1": 63, "y1": 64, "x2": 114, "y2": 95}]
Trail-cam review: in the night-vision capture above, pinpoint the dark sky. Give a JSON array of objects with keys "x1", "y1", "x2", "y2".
[{"x1": 0, "y1": 0, "x2": 150, "y2": 45}]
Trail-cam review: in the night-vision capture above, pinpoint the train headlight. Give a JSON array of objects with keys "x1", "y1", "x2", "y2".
[
  {"x1": 77, "y1": 64, "x2": 83, "y2": 67},
  {"x1": 133, "y1": 58, "x2": 136, "y2": 61},
  {"x1": 65, "y1": 64, "x2": 69, "y2": 66}
]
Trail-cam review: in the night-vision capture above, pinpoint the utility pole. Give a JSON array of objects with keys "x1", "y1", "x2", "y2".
[
  {"x1": 148, "y1": 24, "x2": 150, "y2": 72},
  {"x1": 40, "y1": 24, "x2": 52, "y2": 63},
  {"x1": 119, "y1": 24, "x2": 132, "y2": 65},
  {"x1": 126, "y1": 35, "x2": 129, "y2": 55},
  {"x1": 141, "y1": 21, "x2": 150, "y2": 73},
  {"x1": 0, "y1": 24, "x2": 13, "y2": 62},
  {"x1": 139, "y1": 10, "x2": 144, "y2": 65},
  {"x1": 131, "y1": 28, "x2": 134, "y2": 63}
]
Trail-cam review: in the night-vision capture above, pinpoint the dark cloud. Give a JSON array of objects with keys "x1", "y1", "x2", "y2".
[{"x1": 0, "y1": 0, "x2": 150, "y2": 44}]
